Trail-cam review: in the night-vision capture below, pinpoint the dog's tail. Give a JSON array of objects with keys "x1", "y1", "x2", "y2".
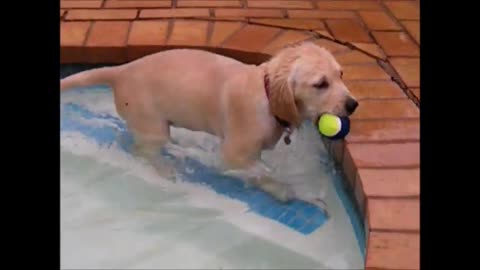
[{"x1": 60, "y1": 66, "x2": 119, "y2": 92}]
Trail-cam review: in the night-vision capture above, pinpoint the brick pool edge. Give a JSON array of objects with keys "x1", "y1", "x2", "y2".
[{"x1": 61, "y1": 18, "x2": 420, "y2": 270}]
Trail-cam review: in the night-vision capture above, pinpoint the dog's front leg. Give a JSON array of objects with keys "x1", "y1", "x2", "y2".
[{"x1": 221, "y1": 141, "x2": 295, "y2": 202}]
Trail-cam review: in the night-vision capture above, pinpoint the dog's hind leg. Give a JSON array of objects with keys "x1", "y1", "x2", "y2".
[{"x1": 129, "y1": 120, "x2": 177, "y2": 181}]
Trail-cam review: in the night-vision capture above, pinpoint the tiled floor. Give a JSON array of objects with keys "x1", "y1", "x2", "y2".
[{"x1": 60, "y1": 1, "x2": 420, "y2": 269}]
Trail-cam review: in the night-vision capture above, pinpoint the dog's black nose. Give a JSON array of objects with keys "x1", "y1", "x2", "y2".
[{"x1": 345, "y1": 98, "x2": 359, "y2": 114}]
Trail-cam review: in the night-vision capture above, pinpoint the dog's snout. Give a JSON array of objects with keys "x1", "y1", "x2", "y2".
[{"x1": 345, "y1": 98, "x2": 359, "y2": 115}]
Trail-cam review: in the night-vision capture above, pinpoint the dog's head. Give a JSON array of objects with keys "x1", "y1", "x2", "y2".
[{"x1": 265, "y1": 42, "x2": 358, "y2": 127}]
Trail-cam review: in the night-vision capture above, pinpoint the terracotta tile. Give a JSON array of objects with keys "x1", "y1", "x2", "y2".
[
  {"x1": 345, "y1": 81, "x2": 406, "y2": 100},
  {"x1": 345, "y1": 142, "x2": 420, "y2": 168},
  {"x1": 411, "y1": 87, "x2": 420, "y2": 100},
  {"x1": 168, "y1": 20, "x2": 209, "y2": 46},
  {"x1": 178, "y1": 0, "x2": 241, "y2": 7},
  {"x1": 127, "y1": 20, "x2": 168, "y2": 45},
  {"x1": 287, "y1": 10, "x2": 356, "y2": 19},
  {"x1": 354, "y1": 172, "x2": 366, "y2": 216},
  {"x1": 209, "y1": 21, "x2": 244, "y2": 47},
  {"x1": 60, "y1": 0, "x2": 103, "y2": 8},
  {"x1": 343, "y1": 64, "x2": 390, "y2": 80},
  {"x1": 390, "y1": 57, "x2": 420, "y2": 88},
  {"x1": 342, "y1": 142, "x2": 358, "y2": 187},
  {"x1": 402, "y1": 20, "x2": 420, "y2": 44},
  {"x1": 373, "y1": 31, "x2": 419, "y2": 57},
  {"x1": 215, "y1": 8, "x2": 283, "y2": 18},
  {"x1": 104, "y1": 0, "x2": 172, "y2": 8},
  {"x1": 326, "y1": 19, "x2": 371, "y2": 43},
  {"x1": 66, "y1": 9, "x2": 138, "y2": 20},
  {"x1": 248, "y1": 1, "x2": 313, "y2": 9},
  {"x1": 262, "y1": 30, "x2": 312, "y2": 55},
  {"x1": 314, "y1": 30, "x2": 333, "y2": 39},
  {"x1": 60, "y1": 21, "x2": 91, "y2": 62},
  {"x1": 335, "y1": 50, "x2": 376, "y2": 65},
  {"x1": 311, "y1": 38, "x2": 350, "y2": 54},
  {"x1": 86, "y1": 21, "x2": 130, "y2": 47},
  {"x1": 357, "y1": 168, "x2": 420, "y2": 197},
  {"x1": 330, "y1": 139, "x2": 345, "y2": 165},
  {"x1": 85, "y1": 21, "x2": 130, "y2": 63},
  {"x1": 250, "y1": 19, "x2": 326, "y2": 30},
  {"x1": 368, "y1": 198, "x2": 419, "y2": 231},
  {"x1": 222, "y1": 24, "x2": 281, "y2": 52},
  {"x1": 358, "y1": 10, "x2": 401, "y2": 31},
  {"x1": 351, "y1": 42, "x2": 386, "y2": 59},
  {"x1": 352, "y1": 99, "x2": 419, "y2": 120},
  {"x1": 61, "y1": 21, "x2": 90, "y2": 46},
  {"x1": 348, "y1": 119, "x2": 419, "y2": 143},
  {"x1": 385, "y1": 1, "x2": 419, "y2": 20},
  {"x1": 366, "y1": 232, "x2": 419, "y2": 270},
  {"x1": 315, "y1": 0, "x2": 382, "y2": 10},
  {"x1": 140, "y1": 8, "x2": 209, "y2": 18}
]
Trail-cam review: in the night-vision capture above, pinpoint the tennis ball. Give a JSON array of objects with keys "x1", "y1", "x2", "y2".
[{"x1": 317, "y1": 113, "x2": 350, "y2": 140}]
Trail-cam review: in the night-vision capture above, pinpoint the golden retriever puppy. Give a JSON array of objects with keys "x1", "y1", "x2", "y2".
[{"x1": 60, "y1": 42, "x2": 358, "y2": 203}]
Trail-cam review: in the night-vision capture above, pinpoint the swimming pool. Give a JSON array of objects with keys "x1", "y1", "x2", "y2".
[{"x1": 60, "y1": 65, "x2": 365, "y2": 269}]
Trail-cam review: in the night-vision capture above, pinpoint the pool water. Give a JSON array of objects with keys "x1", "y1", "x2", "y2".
[{"x1": 60, "y1": 66, "x2": 365, "y2": 269}]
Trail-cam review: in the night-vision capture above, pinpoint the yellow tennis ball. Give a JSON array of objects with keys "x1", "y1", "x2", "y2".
[{"x1": 317, "y1": 114, "x2": 350, "y2": 140}]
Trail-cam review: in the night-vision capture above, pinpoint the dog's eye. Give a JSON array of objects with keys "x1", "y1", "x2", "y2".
[{"x1": 313, "y1": 80, "x2": 329, "y2": 89}]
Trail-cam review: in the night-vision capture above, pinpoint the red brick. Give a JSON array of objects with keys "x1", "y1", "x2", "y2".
[
  {"x1": 402, "y1": 20, "x2": 420, "y2": 44},
  {"x1": 128, "y1": 20, "x2": 168, "y2": 45},
  {"x1": 335, "y1": 50, "x2": 376, "y2": 65},
  {"x1": 373, "y1": 31, "x2": 419, "y2": 57},
  {"x1": 262, "y1": 30, "x2": 312, "y2": 55},
  {"x1": 327, "y1": 19, "x2": 371, "y2": 42},
  {"x1": 343, "y1": 64, "x2": 390, "y2": 80},
  {"x1": 140, "y1": 8, "x2": 209, "y2": 18},
  {"x1": 127, "y1": 20, "x2": 169, "y2": 60},
  {"x1": 222, "y1": 24, "x2": 281, "y2": 51},
  {"x1": 358, "y1": 10, "x2": 401, "y2": 31},
  {"x1": 288, "y1": 10, "x2": 355, "y2": 19},
  {"x1": 209, "y1": 21, "x2": 244, "y2": 47},
  {"x1": 346, "y1": 81, "x2": 406, "y2": 100},
  {"x1": 385, "y1": 1, "x2": 419, "y2": 20},
  {"x1": 168, "y1": 20, "x2": 209, "y2": 46},
  {"x1": 104, "y1": 1, "x2": 172, "y2": 8},
  {"x1": 348, "y1": 119, "x2": 420, "y2": 143},
  {"x1": 178, "y1": 0, "x2": 241, "y2": 7},
  {"x1": 66, "y1": 9, "x2": 138, "y2": 20},
  {"x1": 61, "y1": 21, "x2": 90, "y2": 46},
  {"x1": 85, "y1": 21, "x2": 130, "y2": 62},
  {"x1": 357, "y1": 168, "x2": 420, "y2": 197},
  {"x1": 61, "y1": 21, "x2": 91, "y2": 63},
  {"x1": 311, "y1": 39, "x2": 350, "y2": 54},
  {"x1": 366, "y1": 232, "x2": 419, "y2": 270},
  {"x1": 248, "y1": 1, "x2": 313, "y2": 9},
  {"x1": 411, "y1": 87, "x2": 420, "y2": 100},
  {"x1": 315, "y1": 0, "x2": 381, "y2": 10},
  {"x1": 368, "y1": 198, "x2": 419, "y2": 231},
  {"x1": 351, "y1": 42, "x2": 385, "y2": 59},
  {"x1": 353, "y1": 99, "x2": 419, "y2": 120},
  {"x1": 390, "y1": 57, "x2": 420, "y2": 88},
  {"x1": 60, "y1": 0, "x2": 103, "y2": 8},
  {"x1": 215, "y1": 8, "x2": 283, "y2": 18},
  {"x1": 250, "y1": 19, "x2": 325, "y2": 30},
  {"x1": 345, "y1": 142, "x2": 420, "y2": 169},
  {"x1": 86, "y1": 21, "x2": 130, "y2": 46}
]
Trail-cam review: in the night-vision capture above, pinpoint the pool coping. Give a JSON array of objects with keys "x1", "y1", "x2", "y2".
[{"x1": 61, "y1": 12, "x2": 420, "y2": 270}]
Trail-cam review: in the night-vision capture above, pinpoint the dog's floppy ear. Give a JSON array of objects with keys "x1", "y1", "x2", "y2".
[{"x1": 268, "y1": 75, "x2": 301, "y2": 127}]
